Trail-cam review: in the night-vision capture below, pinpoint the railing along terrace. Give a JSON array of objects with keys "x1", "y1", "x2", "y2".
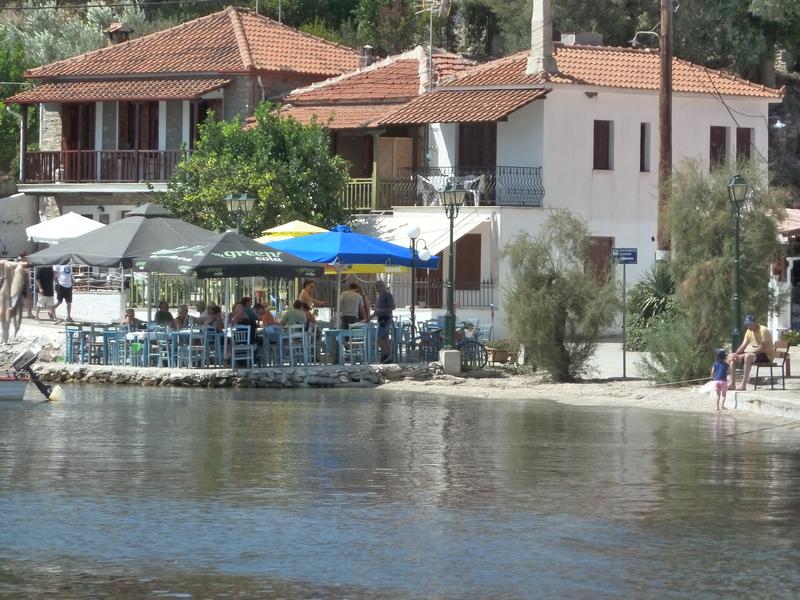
[
  {"x1": 394, "y1": 166, "x2": 544, "y2": 207},
  {"x1": 388, "y1": 279, "x2": 495, "y2": 309},
  {"x1": 340, "y1": 178, "x2": 374, "y2": 211},
  {"x1": 24, "y1": 150, "x2": 187, "y2": 183},
  {"x1": 129, "y1": 276, "x2": 297, "y2": 311}
]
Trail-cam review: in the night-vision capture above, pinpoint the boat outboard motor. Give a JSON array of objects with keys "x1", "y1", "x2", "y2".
[{"x1": 12, "y1": 350, "x2": 64, "y2": 402}]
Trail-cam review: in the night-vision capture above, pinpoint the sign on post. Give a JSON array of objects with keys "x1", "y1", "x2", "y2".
[
  {"x1": 612, "y1": 247, "x2": 638, "y2": 265},
  {"x1": 612, "y1": 247, "x2": 637, "y2": 379}
]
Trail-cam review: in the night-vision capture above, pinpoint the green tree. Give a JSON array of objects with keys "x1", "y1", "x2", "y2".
[
  {"x1": 0, "y1": 30, "x2": 27, "y2": 176},
  {"x1": 639, "y1": 161, "x2": 785, "y2": 383},
  {"x1": 162, "y1": 103, "x2": 351, "y2": 237},
  {"x1": 503, "y1": 210, "x2": 619, "y2": 381}
]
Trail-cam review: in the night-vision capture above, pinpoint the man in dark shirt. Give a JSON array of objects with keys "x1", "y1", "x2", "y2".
[
  {"x1": 371, "y1": 280, "x2": 395, "y2": 363},
  {"x1": 34, "y1": 266, "x2": 55, "y2": 321}
]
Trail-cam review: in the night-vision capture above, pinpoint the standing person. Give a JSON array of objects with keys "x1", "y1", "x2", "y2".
[
  {"x1": 18, "y1": 252, "x2": 34, "y2": 318},
  {"x1": 356, "y1": 284, "x2": 371, "y2": 321},
  {"x1": 729, "y1": 314, "x2": 774, "y2": 391},
  {"x1": 710, "y1": 349, "x2": 729, "y2": 411},
  {"x1": 298, "y1": 279, "x2": 327, "y2": 308},
  {"x1": 34, "y1": 265, "x2": 56, "y2": 321},
  {"x1": 371, "y1": 280, "x2": 395, "y2": 363},
  {"x1": 52, "y1": 264, "x2": 74, "y2": 323},
  {"x1": 339, "y1": 282, "x2": 364, "y2": 329}
]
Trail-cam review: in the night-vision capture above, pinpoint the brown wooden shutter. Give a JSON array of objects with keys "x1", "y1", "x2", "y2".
[
  {"x1": 710, "y1": 126, "x2": 727, "y2": 168},
  {"x1": 455, "y1": 233, "x2": 482, "y2": 290},
  {"x1": 586, "y1": 236, "x2": 614, "y2": 283},
  {"x1": 593, "y1": 120, "x2": 611, "y2": 170},
  {"x1": 736, "y1": 127, "x2": 752, "y2": 161},
  {"x1": 458, "y1": 122, "x2": 497, "y2": 168}
]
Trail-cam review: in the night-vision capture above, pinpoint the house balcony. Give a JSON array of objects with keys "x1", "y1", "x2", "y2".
[
  {"x1": 23, "y1": 149, "x2": 188, "y2": 184},
  {"x1": 340, "y1": 166, "x2": 544, "y2": 211}
]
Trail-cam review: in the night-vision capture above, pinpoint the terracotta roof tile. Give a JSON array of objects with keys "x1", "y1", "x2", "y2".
[
  {"x1": 381, "y1": 89, "x2": 549, "y2": 124},
  {"x1": 26, "y1": 7, "x2": 358, "y2": 79},
  {"x1": 287, "y1": 47, "x2": 475, "y2": 104},
  {"x1": 6, "y1": 78, "x2": 230, "y2": 104},
  {"x1": 278, "y1": 104, "x2": 404, "y2": 129},
  {"x1": 443, "y1": 45, "x2": 783, "y2": 98}
]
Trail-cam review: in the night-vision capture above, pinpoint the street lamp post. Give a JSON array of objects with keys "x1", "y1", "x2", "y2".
[
  {"x1": 224, "y1": 192, "x2": 257, "y2": 233},
  {"x1": 727, "y1": 175, "x2": 750, "y2": 350},
  {"x1": 406, "y1": 224, "x2": 431, "y2": 350},
  {"x1": 441, "y1": 189, "x2": 465, "y2": 348},
  {"x1": 224, "y1": 192, "x2": 257, "y2": 299}
]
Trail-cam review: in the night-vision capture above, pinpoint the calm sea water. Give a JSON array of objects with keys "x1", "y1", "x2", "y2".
[{"x1": 1, "y1": 385, "x2": 799, "y2": 599}]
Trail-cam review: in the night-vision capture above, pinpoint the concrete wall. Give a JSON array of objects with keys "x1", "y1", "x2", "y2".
[
  {"x1": 102, "y1": 102, "x2": 117, "y2": 149},
  {"x1": 497, "y1": 100, "x2": 544, "y2": 168},
  {"x1": 165, "y1": 101, "x2": 183, "y2": 149},
  {"x1": 0, "y1": 193, "x2": 37, "y2": 258},
  {"x1": 39, "y1": 103, "x2": 62, "y2": 151},
  {"x1": 56, "y1": 191, "x2": 151, "y2": 223},
  {"x1": 62, "y1": 291, "x2": 127, "y2": 323},
  {"x1": 430, "y1": 123, "x2": 457, "y2": 168}
]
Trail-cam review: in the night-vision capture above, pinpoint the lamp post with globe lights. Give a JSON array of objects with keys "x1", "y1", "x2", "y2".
[
  {"x1": 406, "y1": 223, "x2": 431, "y2": 349},
  {"x1": 441, "y1": 189, "x2": 465, "y2": 348},
  {"x1": 727, "y1": 174, "x2": 751, "y2": 350}
]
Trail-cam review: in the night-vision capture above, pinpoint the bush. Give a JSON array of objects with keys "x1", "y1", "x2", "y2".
[
  {"x1": 503, "y1": 210, "x2": 619, "y2": 382},
  {"x1": 626, "y1": 263, "x2": 676, "y2": 351},
  {"x1": 781, "y1": 330, "x2": 800, "y2": 346},
  {"x1": 637, "y1": 313, "x2": 710, "y2": 385}
]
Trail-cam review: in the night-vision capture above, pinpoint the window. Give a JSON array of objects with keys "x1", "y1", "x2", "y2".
[
  {"x1": 709, "y1": 126, "x2": 728, "y2": 169},
  {"x1": 639, "y1": 123, "x2": 651, "y2": 172},
  {"x1": 736, "y1": 127, "x2": 753, "y2": 161},
  {"x1": 586, "y1": 236, "x2": 614, "y2": 283},
  {"x1": 99, "y1": 213, "x2": 110, "y2": 225},
  {"x1": 593, "y1": 120, "x2": 613, "y2": 170}
]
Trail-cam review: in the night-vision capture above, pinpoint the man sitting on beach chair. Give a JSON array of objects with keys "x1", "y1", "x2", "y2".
[{"x1": 729, "y1": 314, "x2": 774, "y2": 391}]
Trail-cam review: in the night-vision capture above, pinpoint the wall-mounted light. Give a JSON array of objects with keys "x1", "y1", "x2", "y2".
[
  {"x1": 584, "y1": 91, "x2": 598, "y2": 99},
  {"x1": 97, "y1": 205, "x2": 105, "y2": 213}
]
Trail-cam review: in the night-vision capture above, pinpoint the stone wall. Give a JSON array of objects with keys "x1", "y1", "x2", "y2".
[
  {"x1": 39, "y1": 103, "x2": 62, "y2": 151},
  {"x1": 32, "y1": 362, "x2": 443, "y2": 389},
  {"x1": 224, "y1": 76, "x2": 253, "y2": 120}
]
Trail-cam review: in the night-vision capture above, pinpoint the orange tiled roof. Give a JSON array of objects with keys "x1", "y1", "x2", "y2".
[
  {"x1": 381, "y1": 89, "x2": 550, "y2": 124},
  {"x1": 278, "y1": 104, "x2": 405, "y2": 129},
  {"x1": 287, "y1": 47, "x2": 475, "y2": 104},
  {"x1": 779, "y1": 208, "x2": 800, "y2": 235},
  {"x1": 26, "y1": 7, "x2": 359, "y2": 79},
  {"x1": 6, "y1": 78, "x2": 230, "y2": 104},
  {"x1": 443, "y1": 44, "x2": 783, "y2": 98}
]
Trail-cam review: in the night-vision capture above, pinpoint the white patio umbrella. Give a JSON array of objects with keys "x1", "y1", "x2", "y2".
[{"x1": 26, "y1": 212, "x2": 105, "y2": 245}]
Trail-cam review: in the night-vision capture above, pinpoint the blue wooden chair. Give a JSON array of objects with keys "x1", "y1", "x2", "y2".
[{"x1": 231, "y1": 325, "x2": 254, "y2": 369}]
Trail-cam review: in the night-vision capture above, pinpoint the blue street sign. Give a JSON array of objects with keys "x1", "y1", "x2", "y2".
[{"x1": 612, "y1": 247, "x2": 638, "y2": 264}]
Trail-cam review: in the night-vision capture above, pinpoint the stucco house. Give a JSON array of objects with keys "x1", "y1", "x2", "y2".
[
  {"x1": 278, "y1": 14, "x2": 783, "y2": 336},
  {"x1": 6, "y1": 6, "x2": 358, "y2": 224}
]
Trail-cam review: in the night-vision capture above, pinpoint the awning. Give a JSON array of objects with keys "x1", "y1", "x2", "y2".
[
  {"x1": 380, "y1": 88, "x2": 549, "y2": 125},
  {"x1": 26, "y1": 211, "x2": 105, "y2": 245},
  {"x1": 359, "y1": 210, "x2": 491, "y2": 257},
  {"x1": 6, "y1": 78, "x2": 230, "y2": 105}
]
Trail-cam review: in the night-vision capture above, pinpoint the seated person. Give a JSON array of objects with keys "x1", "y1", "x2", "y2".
[
  {"x1": 121, "y1": 308, "x2": 144, "y2": 330},
  {"x1": 254, "y1": 302, "x2": 278, "y2": 326},
  {"x1": 280, "y1": 300, "x2": 308, "y2": 327},
  {"x1": 729, "y1": 314, "x2": 775, "y2": 391},
  {"x1": 173, "y1": 304, "x2": 191, "y2": 329},
  {"x1": 241, "y1": 297, "x2": 259, "y2": 324},
  {"x1": 204, "y1": 305, "x2": 224, "y2": 331},
  {"x1": 229, "y1": 302, "x2": 249, "y2": 326},
  {"x1": 153, "y1": 301, "x2": 175, "y2": 327},
  {"x1": 301, "y1": 301, "x2": 317, "y2": 330},
  {"x1": 195, "y1": 301, "x2": 208, "y2": 320}
]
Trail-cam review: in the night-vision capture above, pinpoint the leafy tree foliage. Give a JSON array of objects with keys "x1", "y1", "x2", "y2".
[
  {"x1": 503, "y1": 210, "x2": 618, "y2": 382},
  {"x1": 0, "y1": 30, "x2": 26, "y2": 175},
  {"x1": 162, "y1": 103, "x2": 351, "y2": 237},
  {"x1": 639, "y1": 161, "x2": 785, "y2": 383}
]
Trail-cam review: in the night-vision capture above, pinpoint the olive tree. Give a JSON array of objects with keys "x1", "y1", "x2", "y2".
[{"x1": 503, "y1": 210, "x2": 619, "y2": 381}]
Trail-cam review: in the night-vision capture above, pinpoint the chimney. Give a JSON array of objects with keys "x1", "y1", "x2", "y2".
[
  {"x1": 105, "y1": 22, "x2": 133, "y2": 46},
  {"x1": 526, "y1": 0, "x2": 557, "y2": 75},
  {"x1": 359, "y1": 45, "x2": 375, "y2": 68}
]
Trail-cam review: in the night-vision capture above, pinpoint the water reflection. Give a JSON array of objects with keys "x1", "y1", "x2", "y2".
[{"x1": 0, "y1": 386, "x2": 799, "y2": 598}]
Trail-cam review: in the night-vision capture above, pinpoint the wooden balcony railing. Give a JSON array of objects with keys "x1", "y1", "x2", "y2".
[{"x1": 23, "y1": 150, "x2": 188, "y2": 183}]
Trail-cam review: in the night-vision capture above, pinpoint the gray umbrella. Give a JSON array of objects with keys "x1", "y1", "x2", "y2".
[
  {"x1": 26, "y1": 204, "x2": 213, "y2": 268},
  {"x1": 135, "y1": 231, "x2": 324, "y2": 278}
]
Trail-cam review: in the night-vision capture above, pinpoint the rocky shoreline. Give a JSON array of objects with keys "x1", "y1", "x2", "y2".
[{"x1": 32, "y1": 361, "x2": 445, "y2": 388}]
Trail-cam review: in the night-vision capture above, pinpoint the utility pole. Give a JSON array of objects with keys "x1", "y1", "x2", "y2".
[{"x1": 657, "y1": 0, "x2": 673, "y2": 259}]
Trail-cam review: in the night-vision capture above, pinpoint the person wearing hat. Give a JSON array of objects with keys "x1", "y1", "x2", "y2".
[{"x1": 729, "y1": 314, "x2": 774, "y2": 391}]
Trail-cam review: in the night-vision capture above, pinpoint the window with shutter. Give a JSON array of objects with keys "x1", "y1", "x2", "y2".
[
  {"x1": 736, "y1": 127, "x2": 752, "y2": 161},
  {"x1": 709, "y1": 126, "x2": 728, "y2": 169},
  {"x1": 593, "y1": 120, "x2": 613, "y2": 170},
  {"x1": 455, "y1": 233, "x2": 482, "y2": 290}
]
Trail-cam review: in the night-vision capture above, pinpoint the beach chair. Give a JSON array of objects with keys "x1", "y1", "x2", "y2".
[{"x1": 286, "y1": 324, "x2": 308, "y2": 366}]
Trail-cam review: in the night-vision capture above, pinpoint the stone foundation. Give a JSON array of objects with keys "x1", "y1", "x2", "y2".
[{"x1": 32, "y1": 362, "x2": 443, "y2": 389}]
